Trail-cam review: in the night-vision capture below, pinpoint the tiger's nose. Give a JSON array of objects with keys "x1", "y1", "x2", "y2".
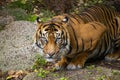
[{"x1": 48, "y1": 53, "x2": 54, "y2": 58}]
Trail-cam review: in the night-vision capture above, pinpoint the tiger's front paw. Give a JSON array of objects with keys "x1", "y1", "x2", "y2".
[
  {"x1": 67, "y1": 62, "x2": 84, "y2": 70},
  {"x1": 55, "y1": 62, "x2": 66, "y2": 70},
  {"x1": 55, "y1": 63, "x2": 64, "y2": 70},
  {"x1": 54, "y1": 56, "x2": 67, "y2": 70}
]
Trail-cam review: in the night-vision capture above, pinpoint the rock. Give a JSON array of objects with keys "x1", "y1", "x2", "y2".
[
  {"x1": 0, "y1": 16, "x2": 14, "y2": 27},
  {"x1": 0, "y1": 21, "x2": 40, "y2": 71}
]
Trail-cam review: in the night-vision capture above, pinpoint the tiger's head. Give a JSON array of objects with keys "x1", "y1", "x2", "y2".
[{"x1": 34, "y1": 15, "x2": 70, "y2": 62}]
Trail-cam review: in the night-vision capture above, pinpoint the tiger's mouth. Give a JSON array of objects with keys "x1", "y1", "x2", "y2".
[
  {"x1": 44, "y1": 53, "x2": 61, "y2": 63},
  {"x1": 45, "y1": 58, "x2": 56, "y2": 62},
  {"x1": 45, "y1": 57, "x2": 61, "y2": 63}
]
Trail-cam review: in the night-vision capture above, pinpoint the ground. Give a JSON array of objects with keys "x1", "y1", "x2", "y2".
[{"x1": 0, "y1": 21, "x2": 120, "y2": 80}]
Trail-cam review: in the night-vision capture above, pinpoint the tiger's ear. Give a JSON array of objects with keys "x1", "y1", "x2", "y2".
[
  {"x1": 36, "y1": 17, "x2": 41, "y2": 23},
  {"x1": 34, "y1": 17, "x2": 42, "y2": 28},
  {"x1": 62, "y1": 16, "x2": 69, "y2": 23}
]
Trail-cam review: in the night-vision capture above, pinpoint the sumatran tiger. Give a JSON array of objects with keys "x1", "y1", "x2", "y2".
[{"x1": 34, "y1": 5, "x2": 120, "y2": 70}]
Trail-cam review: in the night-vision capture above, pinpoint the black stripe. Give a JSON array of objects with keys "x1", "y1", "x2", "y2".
[
  {"x1": 43, "y1": 24, "x2": 48, "y2": 28},
  {"x1": 86, "y1": 38, "x2": 93, "y2": 51},
  {"x1": 69, "y1": 24, "x2": 79, "y2": 52},
  {"x1": 67, "y1": 46, "x2": 72, "y2": 54},
  {"x1": 68, "y1": 14, "x2": 81, "y2": 24},
  {"x1": 105, "y1": 32, "x2": 112, "y2": 54},
  {"x1": 52, "y1": 23, "x2": 61, "y2": 28},
  {"x1": 115, "y1": 18, "x2": 119, "y2": 30},
  {"x1": 40, "y1": 31, "x2": 42, "y2": 37},
  {"x1": 89, "y1": 39, "x2": 92, "y2": 51},
  {"x1": 91, "y1": 24, "x2": 97, "y2": 29},
  {"x1": 81, "y1": 38, "x2": 84, "y2": 52},
  {"x1": 36, "y1": 42, "x2": 43, "y2": 49}
]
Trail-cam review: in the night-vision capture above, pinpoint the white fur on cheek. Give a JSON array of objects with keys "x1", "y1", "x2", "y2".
[{"x1": 39, "y1": 49, "x2": 44, "y2": 56}]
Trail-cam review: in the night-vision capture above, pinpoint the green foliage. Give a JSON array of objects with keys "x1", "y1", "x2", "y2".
[
  {"x1": 27, "y1": 14, "x2": 37, "y2": 22},
  {"x1": 37, "y1": 68, "x2": 49, "y2": 78},
  {"x1": 7, "y1": 0, "x2": 33, "y2": 12},
  {"x1": 83, "y1": 0, "x2": 104, "y2": 7},
  {"x1": 86, "y1": 65, "x2": 95, "y2": 70},
  {"x1": 25, "y1": 9, "x2": 55, "y2": 22},
  {"x1": 52, "y1": 73, "x2": 59, "y2": 77},
  {"x1": 32, "y1": 54, "x2": 47, "y2": 70},
  {"x1": 96, "y1": 68, "x2": 102, "y2": 73},
  {"x1": 71, "y1": 0, "x2": 105, "y2": 14},
  {"x1": 59, "y1": 77, "x2": 68, "y2": 80},
  {"x1": 96, "y1": 75, "x2": 106, "y2": 80},
  {"x1": 27, "y1": 9, "x2": 55, "y2": 22},
  {"x1": 111, "y1": 70, "x2": 120, "y2": 75},
  {"x1": 6, "y1": 76, "x2": 13, "y2": 80},
  {"x1": 39, "y1": 9, "x2": 55, "y2": 22},
  {"x1": 4, "y1": 0, "x2": 105, "y2": 21},
  {"x1": 6, "y1": 8, "x2": 29, "y2": 21}
]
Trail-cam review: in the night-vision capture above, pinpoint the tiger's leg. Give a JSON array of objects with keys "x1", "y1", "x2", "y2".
[
  {"x1": 55, "y1": 56, "x2": 68, "y2": 70},
  {"x1": 105, "y1": 50, "x2": 120, "y2": 61},
  {"x1": 67, "y1": 52, "x2": 89, "y2": 70}
]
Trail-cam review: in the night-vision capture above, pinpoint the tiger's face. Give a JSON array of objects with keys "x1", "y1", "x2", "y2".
[{"x1": 34, "y1": 16, "x2": 70, "y2": 62}]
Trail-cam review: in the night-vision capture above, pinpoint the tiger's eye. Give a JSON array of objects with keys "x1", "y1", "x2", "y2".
[
  {"x1": 45, "y1": 28, "x2": 49, "y2": 31},
  {"x1": 54, "y1": 28, "x2": 58, "y2": 31}
]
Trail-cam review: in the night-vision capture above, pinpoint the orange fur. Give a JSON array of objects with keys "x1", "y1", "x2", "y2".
[{"x1": 34, "y1": 6, "x2": 120, "y2": 70}]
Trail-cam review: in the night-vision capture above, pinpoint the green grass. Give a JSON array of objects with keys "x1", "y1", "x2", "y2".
[
  {"x1": 96, "y1": 75, "x2": 106, "y2": 80},
  {"x1": 59, "y1": 77, "x2": 68, "y2": 80},
  {"x1": 4, "y1": 1, "x2": 55, "y2": 22},
  {"x1": 38, "y1": 9, "x2": 55, "y2": 22},
  {"x1": 111, "y1": 70, "x2": 120, "y2": 75},
  {"x1": 27, "y1": 9, "x2": 55, "y2": 22},
  {"x1": 96, "y1": 67, "x2": 102, "y2": 73},
  {"x1": 37, "y1": 68, "x2": 50, "y2": 78},
  {"x1": 32, "y1": 54, "x2": 47, "y2": 70},
  {"x1": 86, "y1": 65, "x2": 95, "y2": 70}
]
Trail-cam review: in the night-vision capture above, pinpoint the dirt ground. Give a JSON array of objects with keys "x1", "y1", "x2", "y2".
[{"x1": 0, "y1": 21, "x2": 120, "y2": 80}]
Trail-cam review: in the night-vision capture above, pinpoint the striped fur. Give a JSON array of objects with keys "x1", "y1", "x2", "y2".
[{"x1": 34, "y1": 5, "x2": 120, "y2": 70}]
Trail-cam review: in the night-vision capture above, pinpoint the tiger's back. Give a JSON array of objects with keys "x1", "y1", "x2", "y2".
[{"x1": 63, "y1": 5, "x2": 120, "y2": 58}]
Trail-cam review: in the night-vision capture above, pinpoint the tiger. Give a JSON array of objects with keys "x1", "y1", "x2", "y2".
[{"x1": 34, "y1": 5, "x2": 120, "y2": 70}]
